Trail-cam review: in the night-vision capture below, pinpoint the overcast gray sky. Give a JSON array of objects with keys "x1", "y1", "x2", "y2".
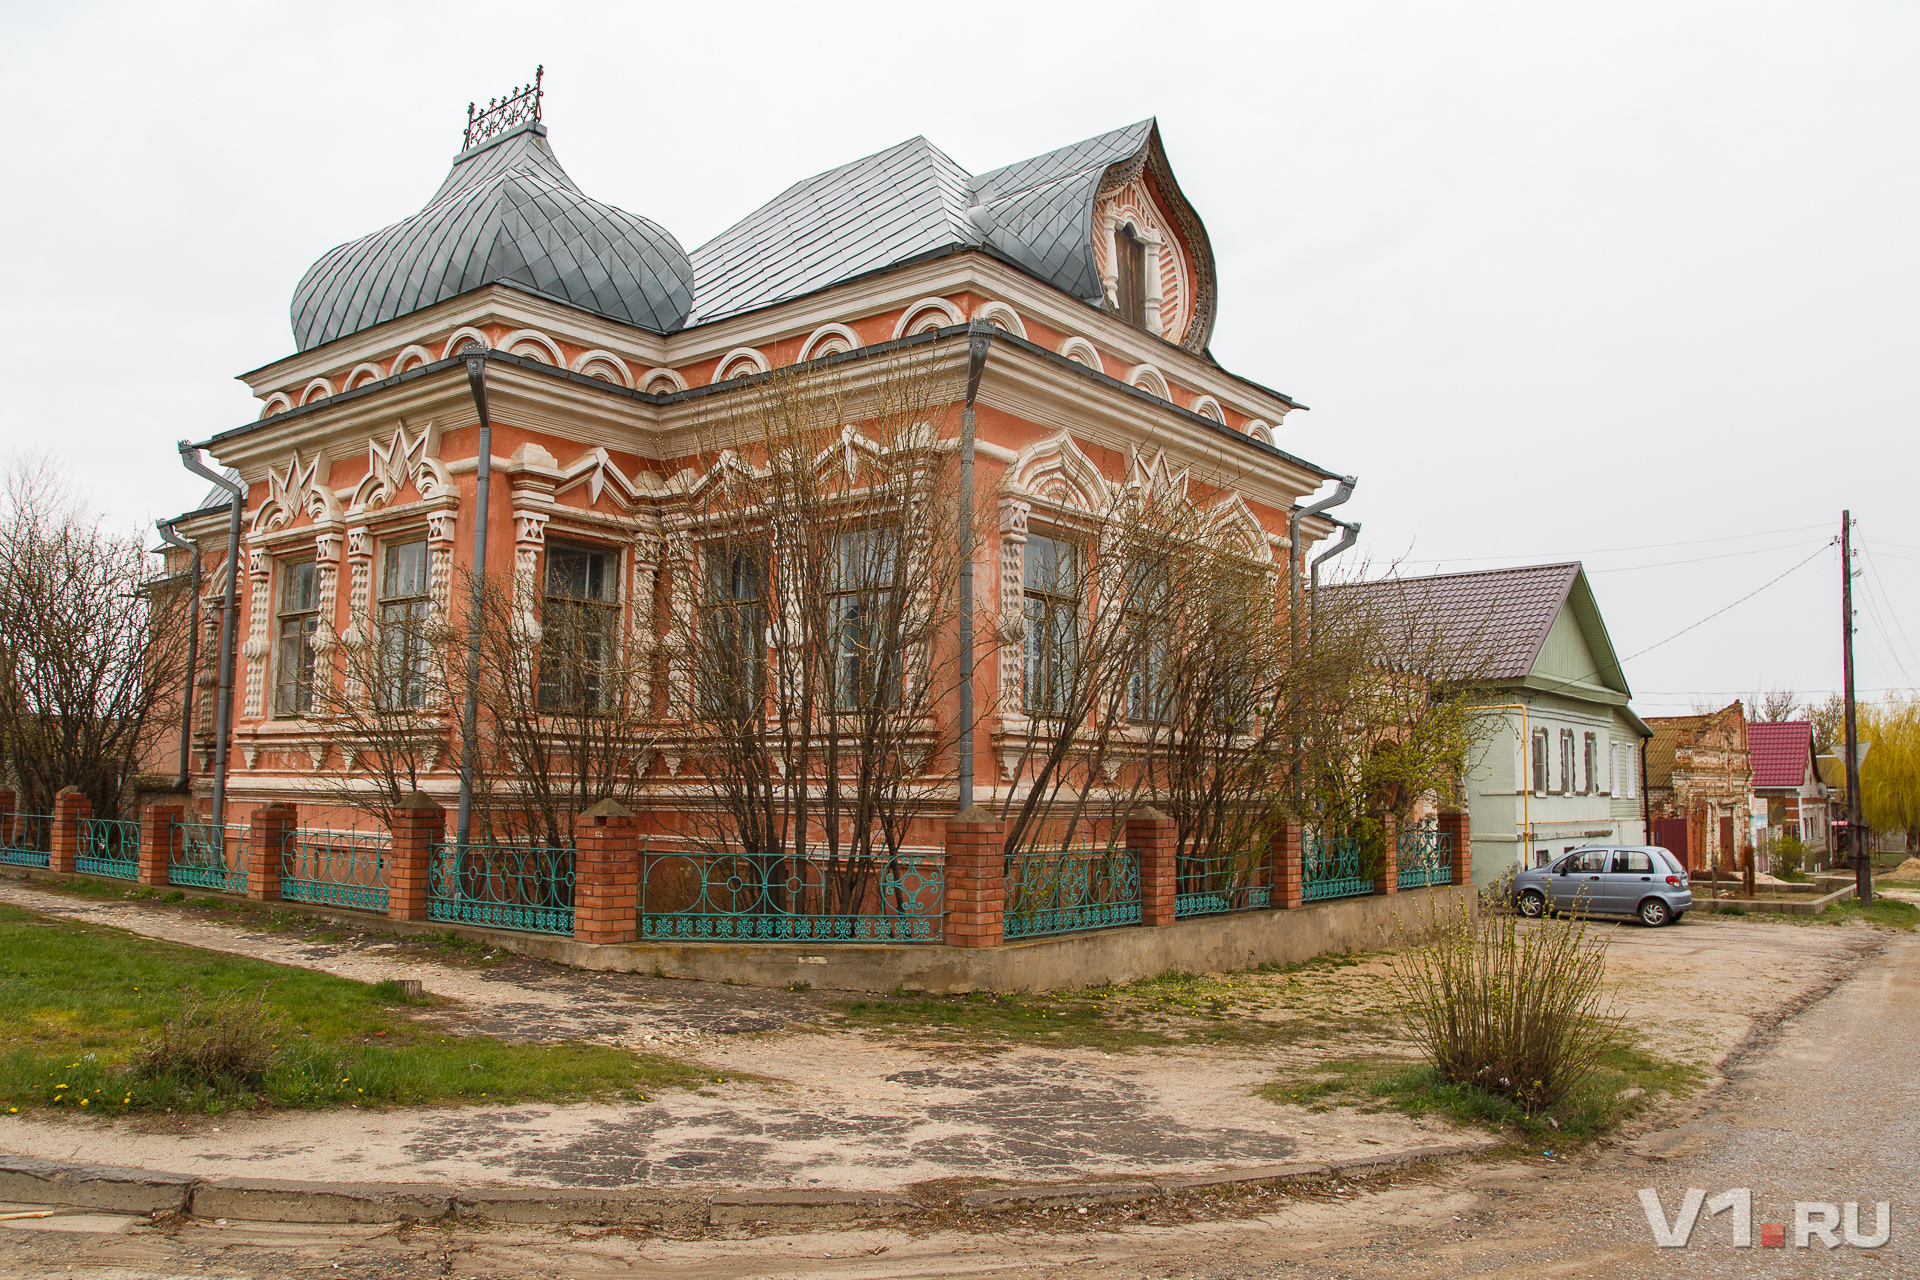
[{"x1": 1, "y1": 1, "x2": 1914, "y2": 716}]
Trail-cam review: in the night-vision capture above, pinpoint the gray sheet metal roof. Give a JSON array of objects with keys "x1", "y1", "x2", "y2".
[
  {"x1": 287, "y1": 117, "x2": 1215, "y2": 352},
  {"x1": 291, "y1": 124, "x2": 694, "y2": 350},
  {"x1": 688, "y1": 119, "x2": 1214, "y2": 345}
]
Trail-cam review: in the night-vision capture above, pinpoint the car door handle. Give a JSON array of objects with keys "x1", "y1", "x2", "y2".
[{"x1": 1639, "y1": 876, "x2": 1651, "y2": 882}]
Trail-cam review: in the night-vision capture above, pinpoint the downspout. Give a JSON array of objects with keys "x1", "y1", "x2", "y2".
[
  {"x1": 956, "y1": 323, "x2": 993, "y2": 812},
  {"x1": 1640, "y1": 730, "x2": 1652, "y2": 845},
  {"x1": 1288, "y1": 475, "x2": 1356, "y2": 655},
  {"x1": 155, "y1": 520, "x2": 202, "y2": 794},
  {"x1": 1479, "y1": 703, "x2": 1531, "y2": 869},
  {"x1": 1307, "y1": 517, "x2": 1360, "y2": 633},
  {"x1": 455, "y1": 347, "x2": 493, "y2": 846},
  {"x1": 176, "y1": 445, "x2": 245, "y2": 828}
]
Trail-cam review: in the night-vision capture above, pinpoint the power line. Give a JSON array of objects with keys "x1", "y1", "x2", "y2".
[
  {"x1": 1394, "y1": 522, "x2": 1832, "y2": 566},
  {"x1": 1531, "y1": 541, "x2": 1836, "y2": 698},
  {"x1": 1859, "y1": 544, "x2": 1920, "y2": 672},
  {"x1": 1585, "y1": 538, "x2": 1827, "y2": 574}
]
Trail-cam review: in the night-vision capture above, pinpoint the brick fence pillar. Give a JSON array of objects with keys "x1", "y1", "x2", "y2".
[
  {"x1": 1127, "y1": 806, "x2": 1178, "y2": 926},
  {"x1": 1374, "y1": 819, "x2": 1400, "y2": 896},
  {"x1": 1438, "y1": 810, "x2": 1471, "y2": 887},
  {"x1": 50, "y1": 788, "x2": 89, "y2": 874},
  {"x1": 574, "y1": 799, "x2": 638, "y2": 944},
  {"x1": 247, "y1": 804, "x2": 297, "y2": 901},
  {"x1": 1270, "y1": 820, "x2": 1305, "y2": 909},
  {"x1": 0, "y1": 788, "x2": 15, "y2": 846},
  {"x1": 386, "y1": 794, "x2": 446, "y2": 921},
  {"x1": 139, "y1": 803, "x2": 184, "y2": 887},
  {"x1": 944, "y1": 805, "x2": 1005, "y2": 948}
]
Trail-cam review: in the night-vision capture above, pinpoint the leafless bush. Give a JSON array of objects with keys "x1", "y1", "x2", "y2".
[{"x1": 1391, "y1": 896, "x2": 1617, "y2": 1113}]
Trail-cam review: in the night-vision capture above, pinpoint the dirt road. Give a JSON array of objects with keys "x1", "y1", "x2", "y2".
[{"x1": 0, "y1": 904, "x2": 1909, "y2": 1277}]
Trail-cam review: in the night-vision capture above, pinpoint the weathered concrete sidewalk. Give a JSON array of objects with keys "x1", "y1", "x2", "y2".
[{"x1": 0, "y1": 880, "x2": 1887, "y2": 1196}]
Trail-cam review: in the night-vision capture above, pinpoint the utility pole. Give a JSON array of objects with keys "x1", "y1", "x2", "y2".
[{"x1": 1841, "y1": 510, "x2": 1871, "y2": 904}]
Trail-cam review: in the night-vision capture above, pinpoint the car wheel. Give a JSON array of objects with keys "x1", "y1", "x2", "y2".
[
  {"x1": 1518, "y1": 890, "x2": 1546, "y2": 918},
  {"x1": 1639, "y1": 898, "x2": 1672, "y2": 927}
]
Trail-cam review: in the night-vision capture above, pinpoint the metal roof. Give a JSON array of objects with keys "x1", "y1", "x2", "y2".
[
  {"x1": 291, "y1": 124, "x2": 695, "y2": 350},
  {"x1": 1749, "y1": 720, "x2": 1815, "y2": 789},
  {"x1": 287, "y1": 116, "x2": 1218, "y2": 354},
  {"x1": 1328, "y1": 563, "x2": 1585, "y2": 682}
]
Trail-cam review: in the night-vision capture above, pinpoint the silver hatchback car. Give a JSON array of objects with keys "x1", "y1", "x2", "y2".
[{"x1": 1511, "y1": 846, "x2": 1692, "y2": 927}]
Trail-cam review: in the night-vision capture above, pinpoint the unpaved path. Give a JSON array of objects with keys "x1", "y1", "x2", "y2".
[{"x1": 0, "y1": 879, "x2": 1887, "y2": 1198}]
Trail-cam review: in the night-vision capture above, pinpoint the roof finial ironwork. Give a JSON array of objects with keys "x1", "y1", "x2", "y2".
[{"x1": 463, "y1": 66, "x2": 544, "y2": 150}]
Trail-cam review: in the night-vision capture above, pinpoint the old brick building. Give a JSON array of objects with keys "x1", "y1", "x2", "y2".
[{"x1": 1646, "y1": 702, "x2": 1753, "y2": 873}]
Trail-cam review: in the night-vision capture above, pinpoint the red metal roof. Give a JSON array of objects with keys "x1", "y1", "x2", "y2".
[{"x1": 1749, "y1": 720, "x2": 1813, "y2": 789}]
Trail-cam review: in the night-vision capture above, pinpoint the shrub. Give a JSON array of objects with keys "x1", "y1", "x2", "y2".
[
  {"x1": 1391, "y1": 899, "x2": 1616, "y2": 1114},
  {"x1": 135, "y1": 988, "x2": 280, "y2": 1088},
  {"x1": 1771, "y1": 837, "x2": 1808, "y2": 880}
]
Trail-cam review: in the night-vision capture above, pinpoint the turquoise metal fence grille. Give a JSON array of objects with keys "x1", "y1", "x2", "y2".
[
  {"x1": 638, "y1": 842, "x2": 944, "y2": 941},
  {"x1": 429, "y1": 841, "x2": 574, "y2": 936},
  {"x1": 283, "y1": 828, "x2": 390, "y2": 912},
  {"x1": 170, "y1": 822, "x2": 248, "y2": 892},
  {"x1": 1303, "y1": 833, "x2": 1370, "y2": 902},
  {"x1": 1172, "y1": 851, "x2": 1273, "y2": 918},
  {"x1": 0, "y1": 813, "x2": 50, "y2": 869},
  {"x1": 1395, "y1": 822, "x2": 1454, "y2": 890},
  {"x1": 1004, "y1": 846, "x2": 1142, "y2": 938},
  {"x1": 77, "y1": 817, "x2": 140, "y2": 880}
]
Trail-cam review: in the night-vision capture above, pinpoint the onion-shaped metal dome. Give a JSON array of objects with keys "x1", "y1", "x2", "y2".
[{"x1": 291, "y1": 124, "x2": 694, "y2": 350}]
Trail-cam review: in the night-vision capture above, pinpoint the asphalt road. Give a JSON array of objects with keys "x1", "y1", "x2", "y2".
[{"x1": 0, "y1": 924, "x2": 1911, "y2": 1278}]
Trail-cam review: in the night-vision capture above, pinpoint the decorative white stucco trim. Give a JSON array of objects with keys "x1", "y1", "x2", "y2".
[
  {"x1": 1126, "y1": 363, "x2": 1171, "y2": 401},
  {"x1": 1188, "y1": 394, "x2": 1225, "y2": 424},
  {"x1": 891, "y1": 296, "x2": 964, "y2": 340},
  {"x1": 798, "y1": 323, "x2": 862, "y2": 362},
  {"x1": 391, "y1": 344, "x2": 434, "y2": 374},
  {"x1": 345, "y1": 363, "x2": 385, "y2": 391},
  {"x1": 1056, "y1": 336, "x2": 1102, "y2": 369},
  {"x1": 714, "y1": 347, "x2": 770, "y2": 382},
  {"x1": 441, "y1": 328, "x2": 492, "y2": 359},
  {"x1": 258, "y1": 392, "x2": 294, "y2": 420},
  {"x1": 570, "y1": 349, "x2": 634, "y2": 386},
  {"x1": 1244, "y1": 418, "x2": 1274, "y2": 445},
  {"x1": 299, "y1": 378, "x2": 336, "y2": 406},
  {"x1": 640, "y1": 366, "x2": 688, "y2": 394},
  {"x1": 970, "y1": 300, "x2": 1028, "y2": 339},
  {"x1": 500, "y1": 329, "x2": 564, "y2": 366}
]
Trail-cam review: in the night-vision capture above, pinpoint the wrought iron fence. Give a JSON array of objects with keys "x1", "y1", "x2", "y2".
[
  {"x1": 1173, "y1": 851, "x2": 1273, "y2": 919},
  {"x1": 1303, "y1": 833, "x2": 1370, "y2": 902},
  {"x1": 638, "y1": 842, "x2": 944, "y2": 942},
  {"x1": 429, "y1": 840, "x2": 574, "y2": 936},
  {"x1": 77, "y1": 816, "x2": 141, "y2": 880},
  {"x1": 1004, "y1": 845, "x2": 1142, "y2": 939},
  {"x1": 282, "y1": 828, "x2": 390, "y2": 913},
  {"x1": 1395, "y1": 823, "x2": 1453, "y2": 890},
  {"x1": 0, "y1": 812, "x2": 51, "y2": 869},
  {"x1": 171, "y1": 821, "x2": 248, "y2": 893}
]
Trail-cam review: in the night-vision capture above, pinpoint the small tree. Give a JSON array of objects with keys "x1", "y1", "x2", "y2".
[
  {"x1": 0, "y1": 457, "x2": 190, "y2": 816},
  {"x1": 671, "y1": 348, "x2": 977, "y2": 920},
  {"x1": 1859, "y1": 695, "x2": 1920, "y2": 851}
]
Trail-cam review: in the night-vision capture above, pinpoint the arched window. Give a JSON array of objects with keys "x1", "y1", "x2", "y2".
[{"x1": 1115, "y1": 224, "x2": 1147, "y2": 327}]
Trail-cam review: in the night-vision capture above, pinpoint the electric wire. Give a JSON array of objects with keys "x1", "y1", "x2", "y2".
[
  {"x1": 1393, "y1": 522, "x2": 1832, "y2": 567},
  {"x1": 1859, "y1": 543, "x2": 1920, "y2": 674},
  {"x1": 1584, "y1": 538, "x2": 1827, "y2": 574}
]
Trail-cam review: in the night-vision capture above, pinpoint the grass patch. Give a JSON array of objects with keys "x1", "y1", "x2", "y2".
[
  {"x1": 0, "y1": 902, "x2": 699, "y2": 1115},
  {"x1": 1811, "y1": 897, "x2": 1919, "y2": 930},
  {"x1": 831, "y1": 956, "x2": 1399, "y2": 1052},
  {"x1": 1261, "y1": 1040, "x2": 1702, "y2": 1143}
]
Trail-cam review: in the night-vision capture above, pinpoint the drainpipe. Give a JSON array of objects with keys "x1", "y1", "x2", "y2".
[
  {"x1": 956, "y1": 323, "x2": 993, "y2": 812},
  {"x1": 177, "y1": 445, "x2": 245, "y2": 829},
  {"x1": 1640, "y1": 731, "x2": 1652, "y2": 845},
  {"x1": 1308, "y1": 517, "x2": 1359, "y2": 633},
  {"x1": 1288, "y1": 475, "x2": 1356, "y2": 655},
  {"x1": 155, "y1": 520, "x2": 202, "y2": 795},
  {"x1": 455, "y1": 347, "x2": 493, "y2": 847}
]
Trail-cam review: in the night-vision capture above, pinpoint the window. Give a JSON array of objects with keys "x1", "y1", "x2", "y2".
[
  {"x1": 1123, "y1": 561, "x2": 1172, "y2": 724},
  {"x1": 1611, "y1": 850, "x2": 1654, "y2": 873},
  {"x1": 1022, "y1": 533, "x2": 1081, "y2": 716},
  {"x1": 273, "y1": 559, "x2": 319, "y2": 716},
  {"x1": 539, "y1": 543, "x2": 621, "y2": 712},
  {"x1": 1559, "y1": 729, "x2": 1576, "y2": 796},
  {"x1": 699, "y1": 543, "x2": 765, "y2": 719},
  {"x1": 1583, "y1": 733, "x2": 1598, "y2": 795},
  {"x1": 1621, "y1": 743, "x2": 1638, "y2": 799},
  {"x1": 1531, "y1": 728, "x2": 1550, "y2": 795},
  {"x1": 377, "y1": 539, "x2": 431, "y2": 710},
  {"x1": 1115, "y1": 224, "x2": 1147, "y2": 327},
  {"x1": 1570, "y1": 848, "x2": 1610, "y2": 873},
  {"x1": 825, "y1": 527, "x2": 900, "y2": 711}
]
